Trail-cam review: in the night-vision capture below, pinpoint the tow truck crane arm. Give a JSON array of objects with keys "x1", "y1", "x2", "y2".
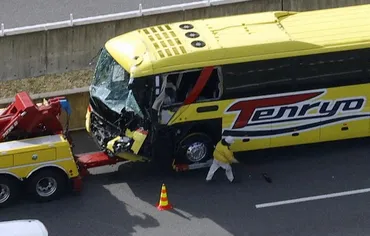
[{"x1": 0, "y1": 91, "x2": 70, "y2": 142}]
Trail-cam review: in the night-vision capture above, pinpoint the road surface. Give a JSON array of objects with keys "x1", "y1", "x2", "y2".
[
  {"x1": 0, "y1": 0, "x2": 200, "y2": 28},
  {"x1": 1, "y1": 131, "x2": 370, "y2": 236}
]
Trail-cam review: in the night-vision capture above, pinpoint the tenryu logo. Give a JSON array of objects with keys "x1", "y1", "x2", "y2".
[{"x1": 222, "y1": 89, "x2": 370, "y2": 138}]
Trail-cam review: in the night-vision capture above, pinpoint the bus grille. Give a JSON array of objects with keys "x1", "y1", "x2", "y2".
[{"x1": 142, "y1": 25, "x2": 187, "y2": 58}]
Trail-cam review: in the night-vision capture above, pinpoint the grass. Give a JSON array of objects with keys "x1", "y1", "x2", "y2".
[{"x1": 1, "y1": 69, "x2": 93, "y2": 99}]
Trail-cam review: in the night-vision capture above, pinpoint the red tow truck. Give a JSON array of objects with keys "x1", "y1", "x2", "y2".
[{"x1": 0, "y1": 92, "x2": 129, "y2": 207}]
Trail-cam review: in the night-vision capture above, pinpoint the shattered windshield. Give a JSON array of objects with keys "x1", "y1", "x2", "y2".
[{"x1": 90, "y1": 48, "x2": 143, "y2": 118}]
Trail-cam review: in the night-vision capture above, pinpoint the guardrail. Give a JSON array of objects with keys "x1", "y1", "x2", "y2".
[{"x1": 0, "y1": 0, "x2": 250, "y2": 37}]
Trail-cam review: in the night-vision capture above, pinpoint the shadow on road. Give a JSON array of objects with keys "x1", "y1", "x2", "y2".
[{"x1": 86, "y1": 136, "x2": 370, "y2": 235}]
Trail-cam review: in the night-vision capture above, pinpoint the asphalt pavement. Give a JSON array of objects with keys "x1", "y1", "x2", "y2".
[
  {"x1": 0, "y1": 0, "x2": 199, "y2": 28},
  {"x1": 1, "y1": 131, "x2": 370, "y2": 236}
]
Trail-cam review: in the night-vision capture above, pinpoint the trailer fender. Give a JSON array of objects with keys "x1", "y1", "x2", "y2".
[
  {"x1": 0, "y1": 171, "x2": 22, "y2": 180},
  {"x1": 26, "y1": 164, "x2": 68, "y2": 179}
]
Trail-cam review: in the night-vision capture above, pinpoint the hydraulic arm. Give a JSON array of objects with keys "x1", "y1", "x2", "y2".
[{"x1": 0, "y1": 91, "x2": 71, "y2": 142}]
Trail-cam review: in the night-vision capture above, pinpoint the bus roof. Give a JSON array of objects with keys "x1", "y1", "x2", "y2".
[{"x1": 105, "y1": 4, "x2": 370, "y2": 78}]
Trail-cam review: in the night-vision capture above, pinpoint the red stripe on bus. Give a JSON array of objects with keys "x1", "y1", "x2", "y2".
[{"x1": 183, "y1": 66, "x2": 214, "y2": 105}]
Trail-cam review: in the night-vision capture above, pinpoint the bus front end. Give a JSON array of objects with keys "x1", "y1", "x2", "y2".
[{"x1": 85, "y1": 43, "x2": 154, "y2": 162}]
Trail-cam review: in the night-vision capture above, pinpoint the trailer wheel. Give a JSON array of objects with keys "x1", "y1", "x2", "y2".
[
  {"x1": 27, "y1": 169, "x2": 67, "y2": 202},
  {"x1": 176, "y1": 133, "x2": 214, "y2": 164},
  {"x1": 0, "y1": 176, "x2": 20, "y2": 208}
]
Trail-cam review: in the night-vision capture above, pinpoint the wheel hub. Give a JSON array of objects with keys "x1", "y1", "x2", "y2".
[
  {"x1": 36, "y1": 177, "x2": 57, "y2": 197},
  {"x1": 0, "y1": 184, "x2": 10, "y2": 204},
  {"x1": 186, "y1": 142, "x2": 207, "y2": 162}
]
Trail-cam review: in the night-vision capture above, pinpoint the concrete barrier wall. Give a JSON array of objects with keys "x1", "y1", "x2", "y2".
[{"x1": 0, "y1": 0, "x2": 282, "y2": 82}]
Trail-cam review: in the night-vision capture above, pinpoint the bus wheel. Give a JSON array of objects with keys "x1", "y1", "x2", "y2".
[
  {"x1": 177, "y1": 133, "x2": 214, "y2": 164},
  {"x1": 27, "y1": 169, "x2": 67, "y2": 202},
  {"x1": 0, "y1": 176, "x2": 20, "y2": 208}
]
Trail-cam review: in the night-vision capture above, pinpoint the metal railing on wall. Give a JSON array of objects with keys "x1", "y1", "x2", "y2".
[{"x1": 0, "y1": 0, "x2": 250, "y2": 37}]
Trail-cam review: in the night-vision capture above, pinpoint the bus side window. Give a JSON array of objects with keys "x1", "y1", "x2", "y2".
[
  {"x1": 294, "y1": 51, "x2": 370, "y2": 89},
  {"x1": 221, "y1": 59, "x2": 295, "y2": 99},
  {"x1": 162, "y1": 67, "x2": 222, "y2": 106},
  {"x1": 196, "y1": 67, "x2": 223, "y2": 101},
  {"x1": 176, "y1": 70, "x2": 201, "y2": 102},
  {"x1": 160, "y1": 70, "x2": 201, "y2": 107}
]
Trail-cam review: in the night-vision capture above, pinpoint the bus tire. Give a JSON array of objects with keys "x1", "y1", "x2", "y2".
[
  {"x1": 0, "y1": 176, "x2": 20, "y2": 208},
  {"x1": 27, "y1": 168, "x2": 67, "y2": 202},
  {"x1": 176, "y1": 133, "x2": 214, "y2": 164}
]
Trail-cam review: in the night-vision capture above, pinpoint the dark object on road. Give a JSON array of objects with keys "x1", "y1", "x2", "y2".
[
  {"x1": 262, "y1": 173, "x2": 272, "y2": 183},
  {"x1": 230, "y1": 178, "x2": 241, "y2": 184}
]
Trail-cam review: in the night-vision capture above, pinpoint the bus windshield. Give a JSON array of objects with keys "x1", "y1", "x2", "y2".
[{"x1": 90, "y1": 48, "x2": 143, "y2": 118}]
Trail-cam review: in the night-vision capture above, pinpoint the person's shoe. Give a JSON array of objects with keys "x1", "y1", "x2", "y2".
[{"x1": 206, "y1": 179, "x2": 215, "y2": 184}]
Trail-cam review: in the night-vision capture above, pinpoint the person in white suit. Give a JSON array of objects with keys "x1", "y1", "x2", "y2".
[{"x1": 206, "y1": 136, "x2": 239, "y2": 183}]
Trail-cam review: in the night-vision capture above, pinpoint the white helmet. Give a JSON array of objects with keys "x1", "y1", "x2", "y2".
[{"x1": 224, "y1": 136, "x2": 235, "y2": 144}]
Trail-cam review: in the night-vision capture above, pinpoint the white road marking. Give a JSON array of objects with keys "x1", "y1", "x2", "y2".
[{"x1": 255, "y1": 187, "x2": 370, "y2": 209}]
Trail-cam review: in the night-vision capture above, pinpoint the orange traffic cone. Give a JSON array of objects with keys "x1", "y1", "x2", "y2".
[{"x1": 156, "y1": 183, "x2": 173, "y2": 211}]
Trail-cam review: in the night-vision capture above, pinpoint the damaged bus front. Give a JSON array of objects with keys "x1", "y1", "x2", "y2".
[
  {"x1": 86, "y1": 45, "x2": 156, "y2": 163},
  {"x1": 85, "y1": 34, "x2": 181, "y2": 166}
]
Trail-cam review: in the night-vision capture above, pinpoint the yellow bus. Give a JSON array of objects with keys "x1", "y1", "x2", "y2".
[{"x1": 85, "y1": 4, "x2": 370, "y2": 170}]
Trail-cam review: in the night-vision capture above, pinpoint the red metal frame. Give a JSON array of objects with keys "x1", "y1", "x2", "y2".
[
  {"x1": 0, "y1": 92, "x2": 65, "y2": 141},
  {"x1": 75, "y1": 151, "x2": 126, "y2": 175},
  {"x1": 76, "y1": 151, "x2": 204, "y2": 175},
  {"x1": 174, "y1": 163, "x2": 190, "y2": 172},
  {"x1": 71, "y1": 176, "x2": 83, "y2": 192}
]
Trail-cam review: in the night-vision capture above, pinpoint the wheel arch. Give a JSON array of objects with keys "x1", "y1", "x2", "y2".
[
  {"x1": 177, "y1": 118, "x2": 222, "y2": 144},
  {"x1": 26, "y1": 165, "x2": 69, "y2": 180},
  {"x1": 0, "y1": 172, "x2": 22, "y2": 181},
  {"x1": 151, "y1": 118, "x2": 222, "y2": 167}
]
